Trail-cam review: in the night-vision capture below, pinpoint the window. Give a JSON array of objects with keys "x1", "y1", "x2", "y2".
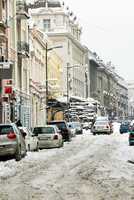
[
  {"x1": 56, "y1": 15, "x2": 63, "y2": 26},
  {"x1": 43, "y1": 19, "x2": 50, "y2": 31}
]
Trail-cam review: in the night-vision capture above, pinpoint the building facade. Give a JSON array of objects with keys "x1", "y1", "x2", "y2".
[
  {"x1": 89, "y1": 51, "x2": 128, "y2": 119},
  {"x1": 29, "y1": 0, "x2": 89, "y2": 99},
  {"x1": 29, "y1": 28, "x2": 47, "y2": 127},
  {"x1": 127, "y1": 81, "x2": 134, "y2": 118}
]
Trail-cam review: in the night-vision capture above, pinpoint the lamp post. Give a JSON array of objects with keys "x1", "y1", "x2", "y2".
[
  {"x1": 66, "y1": 63, "x2": 82, "y2": 121},
  {"x1": 45, "y1": 43, "x2": 62, "y2": 123}
]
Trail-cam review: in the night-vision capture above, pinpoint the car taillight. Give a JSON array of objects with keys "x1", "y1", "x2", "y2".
[
  {"x1": 53, "y1": 135, "x2": 58, "y2": 140},
  {"x1": 106, "y1": 126, "x2": 109, "y2": 129},
  {"x1": 7, "y1": 132, "x2": 16, "y2": 139},
  {"x1": 130, "y1": 133, "x2": 134, "y2": 137}
]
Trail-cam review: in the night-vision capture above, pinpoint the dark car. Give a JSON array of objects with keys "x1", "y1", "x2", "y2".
[
  {"x1": 129, "y1": 124, "x2": 134, "y2": 145},
  {"x1": 120, "y1": 121, "x2": 130, "y2": 134},
  {"x1": 48, "y1": 120, "x2": 71, "y2": 142}
]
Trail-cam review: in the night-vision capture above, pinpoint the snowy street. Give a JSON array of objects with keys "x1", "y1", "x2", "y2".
[{"x1": 0, "y1": 125, "x2": 134, "y2": 200}]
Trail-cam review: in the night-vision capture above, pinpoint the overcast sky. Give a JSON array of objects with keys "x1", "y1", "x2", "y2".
[{"x1": 63, "y1": 0, "x2": 134, "y2": 81}]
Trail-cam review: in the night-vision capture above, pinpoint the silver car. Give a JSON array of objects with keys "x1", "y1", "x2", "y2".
[
  {"x1": 92, "y1": 121, "x2": 111, "y2": 135},
  {"x1": 33, "y1": 125, "x2": 64, "y2": 149},
  {"x1": 0, "y1": 123, "x2": 27, "y2": 161}
]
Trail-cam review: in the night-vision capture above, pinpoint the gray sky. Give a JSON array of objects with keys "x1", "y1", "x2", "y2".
[{"x1": 64, "y1": 0, "x2": 134, "y2": 81}]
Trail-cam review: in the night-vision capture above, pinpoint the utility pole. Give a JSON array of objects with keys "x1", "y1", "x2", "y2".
[
  {"x1": 67, "y1": 63, "x2": 69, "y2": 121},
  {"x1": 45, "y1": 43, "x2": 63, "y2": 123},
  {"x1": 46, "y1": 42, "x2": 48, "y2": 123}
]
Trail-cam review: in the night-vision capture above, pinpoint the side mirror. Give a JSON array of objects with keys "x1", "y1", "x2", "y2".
[
  {"x1": 31, "y1": 134, "x2": 35, "y2": 137},
  {"x1": 33, "y1": 133, "x2": 38, "y2": 136}
]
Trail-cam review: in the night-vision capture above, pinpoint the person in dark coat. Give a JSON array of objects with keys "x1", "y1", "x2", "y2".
[{"x1": 15, "y1": 119, "x2": 22, "y2": 127}]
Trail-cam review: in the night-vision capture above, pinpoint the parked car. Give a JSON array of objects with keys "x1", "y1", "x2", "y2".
[
  {"x1": 128, "y1": 123, "x2": 134, "y2": 145},
  {"x1": 19, "y1": 127, "x2": 39, "y2": 151},
  {"x1": 91, "y1": 120, "x2": 111, "y2": 135},
  {"x1": 48, "y1": 120, "x2": 71, "y2": 141},
  {"x1": 32, "y1": 125, "x2": 64, "y2": 148},
  {"x1": 72, "y1": 122, "x2": 83, "y2": 134},
  {"x1": 120, "y1": 121, "x2": 130, "y2": 134},
  {"x1": 0, "y1": 123, "x2": 27, "y2": 161},
  {"x1": 67, "y1": 122, "x2": 76, "y2": 137}
]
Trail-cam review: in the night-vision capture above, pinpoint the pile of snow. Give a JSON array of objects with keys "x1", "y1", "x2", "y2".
[{"x1": 0, "y1": 160, "x2": 17, "y2": 179}]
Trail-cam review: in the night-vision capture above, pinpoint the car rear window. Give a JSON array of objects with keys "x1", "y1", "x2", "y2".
[
  {"x1": 95, "y1": 121, "x2": 108, "y2": 125},
  {"x1": 0, "y1": 126, "x2": 14, "y2": 135},
  {"x1": 33, "y1": 127, "x2": 55, "y2": 134},
  {"x1": 73, "y1": 123, "x2": 81, "y2": 128},
  {"x1": 49, "y1": 122, "x2": 66, "y2": 129}
]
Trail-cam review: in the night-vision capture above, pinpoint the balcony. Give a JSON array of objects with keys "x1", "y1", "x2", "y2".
[
  {"x1": 17, "y1": 41, "x2": 29, "y2": 57},
  {"x1": 16, "y1": 0, "x2": 30, "y2": 19},
  {"x1": 0, "y1": 27, "x2": 7, "y2": 42}
]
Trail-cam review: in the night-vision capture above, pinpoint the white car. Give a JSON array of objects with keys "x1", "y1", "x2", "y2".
[
  {"x1": 92, "y1": 121, "x2": 111, "y2": 135},
  {"x1": 19, "y1": 127, "x2": 39, "y2": 151},
  {"x1": 32, "y1": 125, "x2": 64, "y2": 149}
]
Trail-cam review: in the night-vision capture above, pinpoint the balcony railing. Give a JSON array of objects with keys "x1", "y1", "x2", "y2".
[
  {"x1": 16, "y1": 0, "x2": 30, "y2": 19},
  {"x1": 0, "y1": 27, "x2": 7, "y2": 42},
  {"x1": 17, "y1": 41, "x2": 29, "y2": 57}
]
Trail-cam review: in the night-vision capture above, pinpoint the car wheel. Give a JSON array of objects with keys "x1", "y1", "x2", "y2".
[
  {"x1": 60, "y1": 140, "x2": 64, "y2": 147},
  {"x1": 93, "y1": 133, "x2": 96, "y2": 135},
  {"x1": 28, "y1": 144, "x2": 30, "y2": 151},
  {"x1": 35, "y1": 143, "x2": 39, "y2": 151},
  {"x1": 15, "y1": 146, "x2": 22, "y2": 161}
]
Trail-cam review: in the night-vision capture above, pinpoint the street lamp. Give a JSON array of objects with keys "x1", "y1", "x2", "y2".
[
  {"x1": 45, "y1": 43, "x2": 62, "y2": 123},
  {"x1": 66, "y1": 63, "x2": 82, "y2": 121}
]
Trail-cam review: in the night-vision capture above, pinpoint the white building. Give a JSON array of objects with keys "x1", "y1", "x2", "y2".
[
  {"x1": 127, "y1": 81, "x2": 134, "y2": 118},
  {"x1": 29, "y1": 0, "x2": 89, "y2": 99}
]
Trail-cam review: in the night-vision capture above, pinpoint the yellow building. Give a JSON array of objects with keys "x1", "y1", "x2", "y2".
[
  {"x1": 47, "y1": 44, "x2": 63, "y2": 122},
  {"x1": 47, "y1": 48, "x2": 63, "y2": 99},
  {"x1": 29, "y1": 27, "x2": 63, "y2": 124}
]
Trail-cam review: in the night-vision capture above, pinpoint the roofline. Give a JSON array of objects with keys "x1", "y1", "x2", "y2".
[{"x1": 47, "y1": 32, "x2": 88, "y2": 52}]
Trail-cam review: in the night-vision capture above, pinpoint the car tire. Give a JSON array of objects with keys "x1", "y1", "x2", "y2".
[
  {"x1": 93, "y1": 133, "x2": 96, "y2": 135},
  {"x1": 60, "y1": 140, "x2": 64, "y2": 147},
  {"x1": 15, "y1": 146, "x2": 22, "y2": 161},
  {"x1": 35, "y1": 143, "x2": 39, "y2": 151},
  {"x1": 28, "y1": 144, "x2": 30, "y2": 151}
]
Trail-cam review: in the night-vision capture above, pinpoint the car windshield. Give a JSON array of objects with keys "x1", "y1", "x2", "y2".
[
  {"x1": 33, "y1": 127, "x2": 55, "y2": 134},
  {"x1": 0, "y1": 126, "x2": 14, "y2": 135}
]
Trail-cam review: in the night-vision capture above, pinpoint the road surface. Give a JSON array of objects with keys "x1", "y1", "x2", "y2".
[{"x1": 0, "y1": 128, "x2": 134, "y2": 200}]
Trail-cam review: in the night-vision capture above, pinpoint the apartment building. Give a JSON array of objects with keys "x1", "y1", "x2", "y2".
[
  {"x1": 89, "y1": 51, "x2": 128, "y2": 119},
  {"x1": 29, "y1": 0, "x2": 89, "y2": 99}
]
